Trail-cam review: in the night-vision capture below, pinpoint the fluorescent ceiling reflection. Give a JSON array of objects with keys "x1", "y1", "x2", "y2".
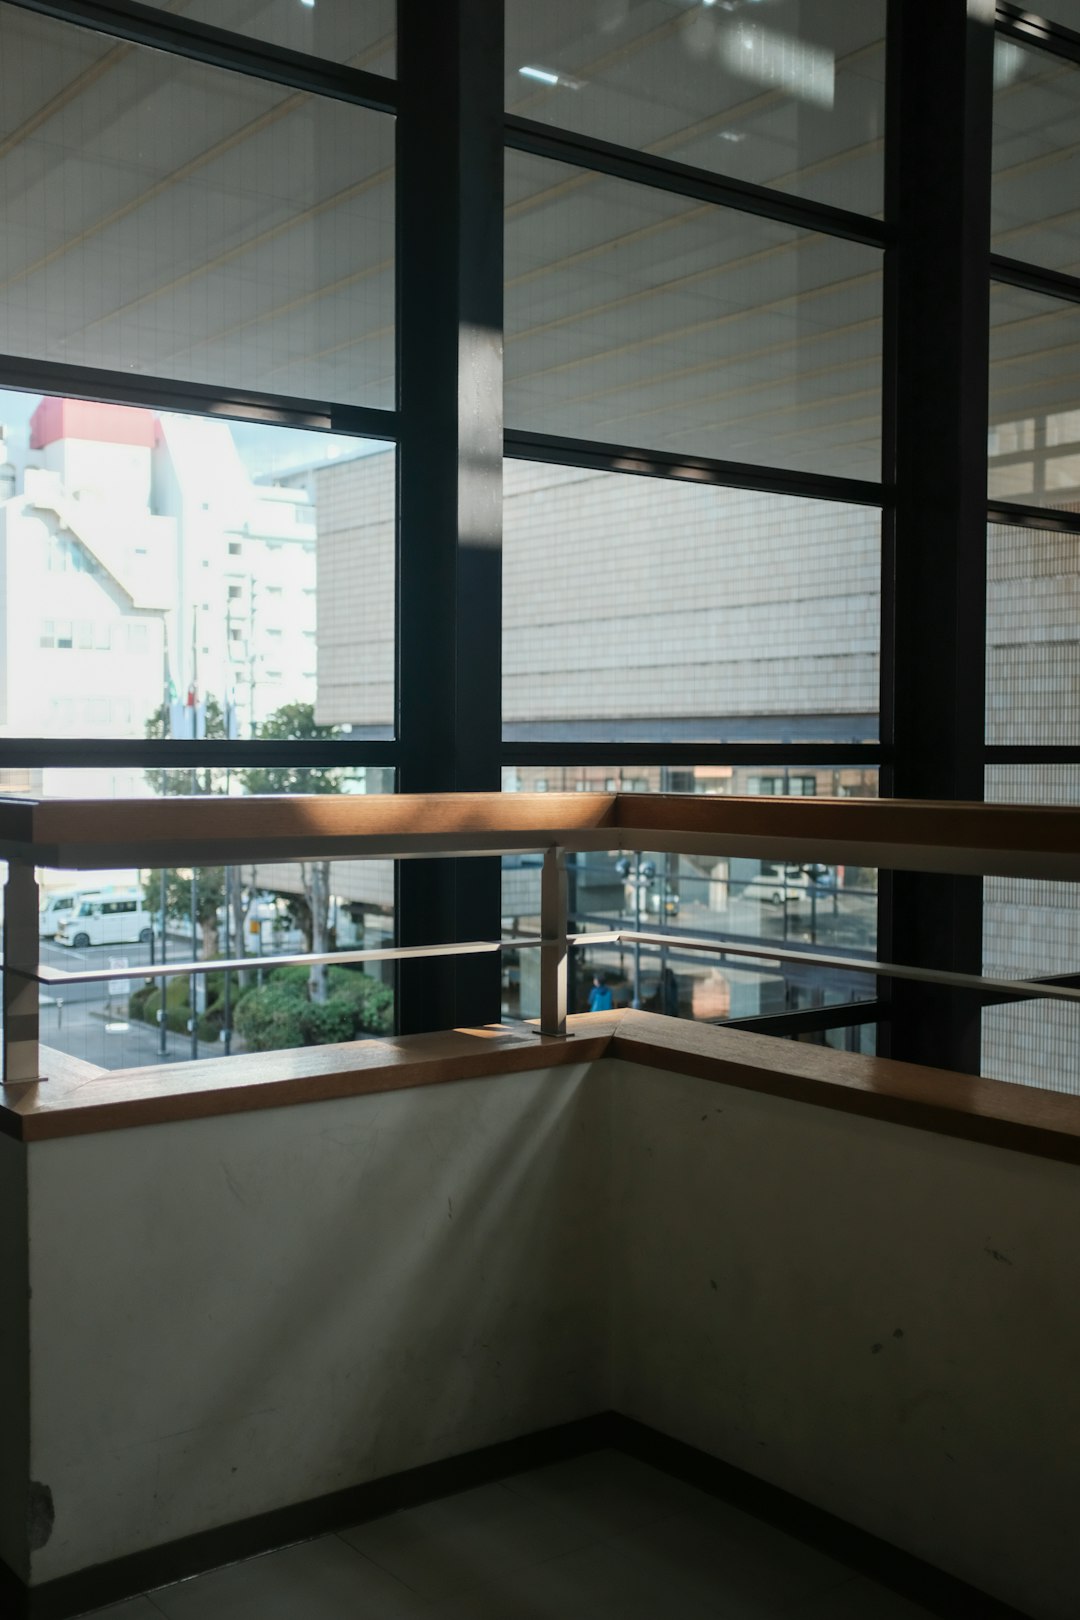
[{"x1": 717, "y1": 24, "x2": 835, "y2": 108}]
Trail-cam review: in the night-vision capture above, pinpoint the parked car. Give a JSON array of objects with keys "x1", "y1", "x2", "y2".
[
  {"x1": 738, "y1": 862, "x2": 833, "y2": 907},
  {"x1": 55, "y1": 892, "x2": 154, "y2": 948},
  {"x1": 40, "y1": 888, "x2": 93, "y2": 940}
]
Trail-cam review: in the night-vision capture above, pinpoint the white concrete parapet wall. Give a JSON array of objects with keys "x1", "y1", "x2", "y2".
[
  {"x1": 20, "y1": 1064, "x2": 609, "y2": 1586},
  {"x1": 6, "y1": 1054, "x2": 1080, "y2": 1619}
]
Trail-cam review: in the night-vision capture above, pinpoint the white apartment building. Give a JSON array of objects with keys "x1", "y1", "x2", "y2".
[
  {"x1": 153, "y1": 414, "x2": 319, "y2": 737},
  {"x1": 0, "y1": 399, "x2": 172, "y2": 769},
  {"x1": 0, "y1": 397, "x2": 318, "y2": 795}
]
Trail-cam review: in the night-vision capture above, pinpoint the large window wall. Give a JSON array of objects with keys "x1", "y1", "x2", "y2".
[
  {"x1": 0, "y1": 1, "x2": 1075, "y2": 1084},
  {"x1": 499, "y1": 0, "x2": 889, "y2": 1056},
  {"x1": 986, "y1": 3, "x2": 1080, "y2": 1088},
  {"x1": 0, "y1": 0, "x2": 400, "y2": 1068}
]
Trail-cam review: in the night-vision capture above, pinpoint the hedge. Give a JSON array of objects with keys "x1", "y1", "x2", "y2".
[{"x1": 232, "y1": 965, "x2": 393, "y2": 1052}]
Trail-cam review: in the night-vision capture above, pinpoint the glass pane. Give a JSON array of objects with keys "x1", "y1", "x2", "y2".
[
  {"x1": 993, "y1": 35, "x2": 1080, "y2": 272},
  {"x1": 0, "y1": 7, "x2": 395, "y2": 406},
  {"x1": 503, "y1": 462, "x2": 880, "y2": 743},
  {"x1": 37, "y1": 857, "x2": 394, "y2": 1071},
  {"x1": 798, "y1": 1020, "x2": 877, "y2": 1055},
  {"x1": 505, "y1": 0, "x2": 886, "y2": 218},
  {"x1": 986, "y1": 517, "x2": 1080, "y2": 746},
  {"x1": 18, "y1": 767, "x2": 395, "y2": 799},
  {"x1": 501, "y1": 764, "x2": 878, "y2": 1025},
  {"x1": 0, "y1": 389, "x2": 395, "y2": 742},
  {"x1": 142, "y1": 0, "x2": 396, "y2": 72},
  {"x1": 988, "y1": 285, "x2": 1080, "y2": 507},
  {"x1": 983, "y1": 766, "x2": 1080, "y2": 1094},
  {"x1": 506, "y1": 152, "x2": 882, "y2": 479}
]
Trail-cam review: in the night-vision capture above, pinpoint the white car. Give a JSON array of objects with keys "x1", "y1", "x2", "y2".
[
  {"x1": 40, "y1": 889, "x2": 94, "y2": 940},
  {"x1": 56, "y1": 893, "x2": 154, "y2": 948},
  {"x1": 738, "y1": 863, "x2": 821, "y2": 908}
]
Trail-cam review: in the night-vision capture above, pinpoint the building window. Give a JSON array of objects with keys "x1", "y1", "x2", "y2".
[{"x1": 747, "y1": 776, "x2": 818, "y2": 797}]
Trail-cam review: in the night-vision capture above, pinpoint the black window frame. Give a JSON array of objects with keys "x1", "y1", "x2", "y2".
[{"x1": 0, "y1": 0, "x2": 1069, "y2": 1064}]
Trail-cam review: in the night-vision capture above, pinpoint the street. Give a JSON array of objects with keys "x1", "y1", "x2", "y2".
[
  {"x1": 575, "y1": 880, "x2": 879, "y2": 955},
  {"x1": 678, "y1": 883, "x2": 877, "y2": 953},
  {"x1": 37, "y1": 937, "x2": 226, "y2": 1070}
]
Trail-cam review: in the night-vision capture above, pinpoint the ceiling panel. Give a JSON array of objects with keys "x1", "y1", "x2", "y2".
[
  {"x1": 0, "y1": 7, "x2": 395, "y2": 408},
  {"x1": 506, "y1": 148, "x2": 882, "y2": 480},
  {"x1": 506, "y1": 0, "x2": 886, "y2": 217}
]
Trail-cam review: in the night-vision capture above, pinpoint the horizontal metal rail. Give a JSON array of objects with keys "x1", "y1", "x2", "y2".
[
  {"x1": 13, "y1": 932, "x2": 623, "y2": 986},
  {"x1": 17, "y1": 926, "x2": 1080, "y2": 1009},
  {"x1": 617, "y1": 931, "x2": 1080, "y2": 1008}
]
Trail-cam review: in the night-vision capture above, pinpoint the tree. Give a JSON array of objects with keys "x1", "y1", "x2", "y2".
[
  {"x1": 143, "y1": 693, "x2": 253, "y2": 974},
  {"x1": 146, "y1": 866, "x2": 225, "y2": 961},
  {"x1": 238, "y1": 703, "x2": 345, "y2": 1004},
  {"x1": 233, "y1": 965, "x2": 392, "y2": 1052},
  {"x1": 144, "y1": 695, "x2": 228, "y2": 797}
]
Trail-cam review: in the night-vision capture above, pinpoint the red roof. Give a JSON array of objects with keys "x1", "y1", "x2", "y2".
[{"x1": 29, "y1": 397, "x2": 157, "y2": 451}]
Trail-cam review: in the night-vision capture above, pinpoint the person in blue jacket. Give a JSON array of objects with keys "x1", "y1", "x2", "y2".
[{"x1": 588, "y1": 973, "x2": 614, "y2": 1012}]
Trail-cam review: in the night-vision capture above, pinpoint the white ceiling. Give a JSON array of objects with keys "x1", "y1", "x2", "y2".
[{"x1": 0, "y1": 3, "x2": 1072, "y2": 499}]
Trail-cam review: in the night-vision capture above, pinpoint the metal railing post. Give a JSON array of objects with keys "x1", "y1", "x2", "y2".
[
  {"x1": 3, "y1": 861, "x2": 40, "y2": 1084},
  {"x1": 539, "y1": 845, "x2": 569, "y2": 1038}
]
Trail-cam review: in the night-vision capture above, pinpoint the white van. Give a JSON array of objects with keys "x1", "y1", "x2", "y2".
[
  {"x1": 39, "y1": 889, "x2": 94, "y2": 940},
  {"x1": 738, "y1": 863, "x2": 818, "y2": 908},
  {"x1": 55, "y1": 892, "x2": 154, "y2": 948}
]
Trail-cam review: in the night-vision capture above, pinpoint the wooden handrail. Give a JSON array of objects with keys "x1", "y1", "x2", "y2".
[
  {"x1": 3, "y1": 790, "x2": 1078, "y2": 1086},
  {"x1": 0, "y1": 791, "x2": 1077, "y2": 879},
  {"x1": 5, "y1": 1013, "x2": 1080, "y2": 1167}
]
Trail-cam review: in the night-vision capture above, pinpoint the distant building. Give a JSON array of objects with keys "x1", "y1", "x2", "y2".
[
  {"x1": 0, "y1": 400, "x2": 172, "y2": 770},
  {"x1": 0, "y1": 398, "x2": 318, "y2": 795},
  {"x1": 312, "y1": 449, "x2": 1080, "y2": 1086},
  {"x1": 153, "y1": 414, "x2": 318, "y2": 736}
]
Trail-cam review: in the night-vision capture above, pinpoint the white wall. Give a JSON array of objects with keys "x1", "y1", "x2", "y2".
[
  {"x1": 608, "y1": 1059, "x2": 1080, "y2": 1620},
  {"x1": 25, "y1": 1063, "x2": 608, "y2": 1584},
  {"x1": 17, "y1": 1053, "x2": 1080, "y2": 1619},
  {"x1": 0, "y1": 1133, "x2": 28, "y2": 1581}
]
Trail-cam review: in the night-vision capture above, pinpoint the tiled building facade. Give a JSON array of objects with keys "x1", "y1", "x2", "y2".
[{"x1": 314, "y1": 451, "x2": 1080, "y2": 1089}]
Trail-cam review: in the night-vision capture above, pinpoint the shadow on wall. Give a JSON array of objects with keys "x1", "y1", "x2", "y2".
[{"x1": 27, "y1": 1063, "x2": 611, "y2": 1580}]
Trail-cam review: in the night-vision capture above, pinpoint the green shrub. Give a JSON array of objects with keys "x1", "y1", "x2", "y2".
[
  {"x1": 131, "y1": 963, "x2": 392, "y2": 1051},
  {"x1": 302, "y1": 999, "x2": 355, "y2": 1046},
  {"x1": 128, "y1": 983, "x2": 153, "y2": 1019},
  {"x1": 233, "y1": 967, "x2": 393, "y2": 1052},
  {"x1": 130, "y1": 970, "x2": 240, "y2": 1043},
  {"x1": 234, "y1": 981, "x2": 307, "y2": 1051}
]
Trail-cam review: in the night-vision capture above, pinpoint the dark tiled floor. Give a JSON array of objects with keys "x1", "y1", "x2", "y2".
[{"x1": 81, "y1": 1450, "x2": 936, "y2": 1619}]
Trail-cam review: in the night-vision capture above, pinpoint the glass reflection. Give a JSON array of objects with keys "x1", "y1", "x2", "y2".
[{"x1": 505, "y1": 0, "x2": 886, "y2": 217}]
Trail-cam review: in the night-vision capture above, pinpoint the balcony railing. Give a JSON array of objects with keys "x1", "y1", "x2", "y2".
[{"x1": 2, "y1": 790, "x2": 1079, "y2": 1085}]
